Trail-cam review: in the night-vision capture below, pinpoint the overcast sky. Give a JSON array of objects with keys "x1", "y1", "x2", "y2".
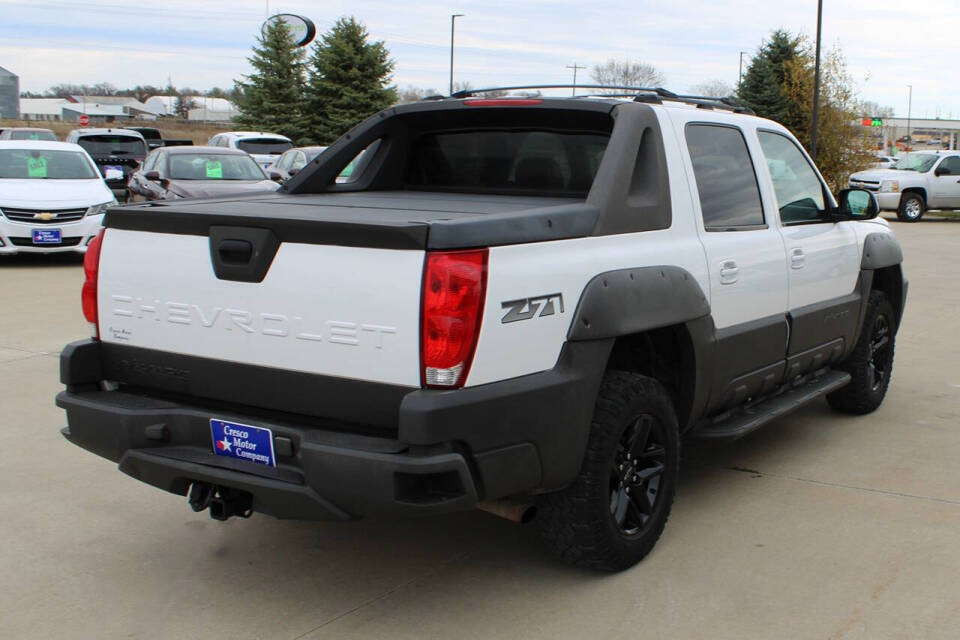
[{"x1": 2, "y1": 0, "x2": 957, "y2": 118}]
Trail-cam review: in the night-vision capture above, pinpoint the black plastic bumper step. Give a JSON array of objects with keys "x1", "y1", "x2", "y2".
[{"x1": 694, "y1": 369, "x2": 851, "y2": 440}]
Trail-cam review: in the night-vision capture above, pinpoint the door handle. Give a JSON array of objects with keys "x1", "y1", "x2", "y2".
[
  {"x1": 790, "y1": 247, "x2": 806, "y2": 269},
  {"x1": 719, "y1": 260, "x2": 739, "y2": 284}
]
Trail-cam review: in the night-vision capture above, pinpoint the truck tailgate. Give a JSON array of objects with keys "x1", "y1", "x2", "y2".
[{"x1": 97, "y1": 228, "x2": 423, "y2": 387}]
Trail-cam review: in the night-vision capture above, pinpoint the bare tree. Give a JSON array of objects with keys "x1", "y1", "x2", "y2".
[
  {"x1": 591, "y1": 59, "x2": 665, "y2": 92},
  {"x1": 860, "y1": 100, "x2": 895, "y2": 118},
  {"x1": 690, "y1": 79, "x2": 733, "y2": 97},
  {"x1": 396, "y1": 86, "x2": 441, "y2": 104},
  {"x1": 449, "y1": 81, "x2": 509, "y2": 97},
  {"x1": 173, "y1": 93, "x2": 198, "y2": 118}
]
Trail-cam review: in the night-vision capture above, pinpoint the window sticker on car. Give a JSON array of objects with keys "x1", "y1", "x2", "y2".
[
  {"x1": 206, "y1": 161, "x2": 223, "y2": 179},
  {"x1": 27, "y1": 156, "x2": 47, "y2": 178}
]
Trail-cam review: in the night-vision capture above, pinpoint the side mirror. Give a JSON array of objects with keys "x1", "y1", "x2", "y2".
[
  {"x1": 269, "y1": 171, "x2": 284, "y2": 182},
  {"x1": 144, "y1": 170, "x2": 161, "y2": 181},
  {"x1": 935, "y1": 165, "x2": 950, "y2": 177},
  {"x1": 835, "y1": 188, "x2": 879, "y2": 220}
]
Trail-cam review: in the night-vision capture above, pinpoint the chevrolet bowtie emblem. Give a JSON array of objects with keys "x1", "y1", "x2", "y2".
[{"x1": 33, "y1": 212, "x2": 56, "y2": 221}]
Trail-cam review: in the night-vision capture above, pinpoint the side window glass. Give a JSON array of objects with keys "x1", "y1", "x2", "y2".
[
  {"x1": 209, "y1": 136, "x2": 220, "y2": 147},
  {"x1": 276, "y1": 151, "x2": 291, "y2": 170},
  {"x1": 685, "y1": 124, "x2": 765, "y2": 229},
  {"x1": 938, "y1": 156, "x2": 960, "y2": 175},
  {"x1": 757, "y1": 131, "x2": 826, "y2": 224}
]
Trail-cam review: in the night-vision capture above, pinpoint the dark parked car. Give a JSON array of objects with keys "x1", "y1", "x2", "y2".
[
  {"x1": 127, "y1": 126, "x2": 164, "y2": 150},
  {"x1": 0, "y1": 127, "x2": 57, "y2": 141},
  {"x1": 265, "y1": 146, "x2": 326, "y2": 183},
  {"x1": 127, "y1": 146, "x2": 279, "y2": 201},
  {"x1": 65, "y1": 128, "x2": 148, "y2": 201}
]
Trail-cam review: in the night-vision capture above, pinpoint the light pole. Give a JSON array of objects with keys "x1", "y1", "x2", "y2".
[
  {"x1": 566, "y1": 63, "x2": 586, "y2": 96},
  {"x1": 906, "y1": 85, "x2": 913, "y2": 149},
  {"x1": 810, "y1": 0, "x2": 823, "y2": 159},
  {"x1": 449, "y1": 14, "x2": 464, "y2": 95},
  {"x1": 738, "y1": 51, "x2": 747, "y2": 92}
]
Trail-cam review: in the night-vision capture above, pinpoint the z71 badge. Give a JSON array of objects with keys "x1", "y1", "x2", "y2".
[{"x1": 501, "y1": 293, "x2": 565, "y2": 324}]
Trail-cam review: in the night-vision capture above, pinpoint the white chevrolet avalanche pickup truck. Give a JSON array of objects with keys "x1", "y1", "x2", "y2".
[
  {"x1": 57, "y1": 87, "x2": 907, "y2": 571},
  {"x1": 850, "y1": 150, "x2": 960, "y2": 221}
]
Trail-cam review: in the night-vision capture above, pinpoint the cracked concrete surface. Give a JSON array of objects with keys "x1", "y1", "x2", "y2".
[{"x1": 1, "y1": 218, "x2": 958, "y2": 639}]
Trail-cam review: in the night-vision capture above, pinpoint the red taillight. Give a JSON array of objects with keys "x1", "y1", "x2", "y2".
[
  {"x1": 463, "y1": 99, "x2": 543, "y2": 107},
  {"x1": 420, "y1": 249, "x2": 488, "y2": 388},
  {"x1": 82, "y1": 230, "x2": 105, "y2": 335}
]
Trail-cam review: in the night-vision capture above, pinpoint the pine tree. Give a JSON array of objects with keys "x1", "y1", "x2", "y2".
[
  {"x1": 738, "y1": 29, "x2": 803, "y2": 132},
  {"x1": 301, "y1": 17, "x2": 396, "y2": 145},
  {"x1": 233, "y1": 20, "x2": 304, "y2": 139}
]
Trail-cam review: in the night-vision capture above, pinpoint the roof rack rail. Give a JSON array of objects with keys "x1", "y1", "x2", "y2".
[
  {"x1": 447, "y1": 84, "x2": 755, "y2": 115},
  {"x1": 450, "y1": 84, "x2": 669, "y2": 101},
  {"x1": 662, "y1": 94, "x2": 755, "y2": 115}
]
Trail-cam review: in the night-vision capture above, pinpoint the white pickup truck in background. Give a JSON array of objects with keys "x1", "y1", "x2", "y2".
[
  {"x1": 57, "y1": 87, "x2": 907, "y2": 571},
  {"x1": 850, "y1": 149, "x2": 960, "y2": 221}
]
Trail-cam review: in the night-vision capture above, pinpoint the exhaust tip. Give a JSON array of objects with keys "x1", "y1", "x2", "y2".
[{"x1": 477, "y1": 498, "x2": 537, "y2": 523}]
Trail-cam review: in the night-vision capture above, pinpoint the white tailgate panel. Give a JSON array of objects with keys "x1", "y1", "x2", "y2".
[{"x1": 98, "y1": 229, "x2": 423, "y2": 386}]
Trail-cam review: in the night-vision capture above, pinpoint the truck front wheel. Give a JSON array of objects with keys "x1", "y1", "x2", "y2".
[
  {"x1": 897, "y1": 192, "x2": 925, "y2": 222},
  {"x1": 827, "y1": 291, "x2": 896, "y2": 414},
  {"x1": 536, "y1": 371, "x2": 679, "y2": 571}
]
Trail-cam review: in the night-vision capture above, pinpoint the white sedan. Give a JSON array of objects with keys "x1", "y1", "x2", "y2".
[{"x1": 0, "y1": 141, "x2": 116, "y2": 255}]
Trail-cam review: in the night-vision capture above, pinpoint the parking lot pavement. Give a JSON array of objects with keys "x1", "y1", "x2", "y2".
[{"x1": 2, "y1": 217, "x2": 959, "y2": 640}]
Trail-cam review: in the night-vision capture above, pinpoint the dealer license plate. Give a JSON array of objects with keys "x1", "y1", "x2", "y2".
[
  {"x1": 210, "y1": 419, "x2": 276, "y2": 467},
  {"x1": 32, "y1": 228, "x2": 61, "y2": 244},
  {"x1": 104, "y1": 165, "x2": 124, "y2": 180}
]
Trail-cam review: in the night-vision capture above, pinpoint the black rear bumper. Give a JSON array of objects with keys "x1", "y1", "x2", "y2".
[{"x1": 57, "y1": 339, "x2": 610, "y2": 520}]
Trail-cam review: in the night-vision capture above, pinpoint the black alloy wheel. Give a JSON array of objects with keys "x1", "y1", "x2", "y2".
[
  {"x1": 827, "y1": 291, "x2": 896, "y2": 414},
  {"x1": 609, "y1": 414, "x2": 667, "y2": 537},
  {"x1": 867, "y1": 313, "x2": 892, "y2": 392},
  {"x1": 537, "y1": 371, "x2": 679, "y2": 571}
]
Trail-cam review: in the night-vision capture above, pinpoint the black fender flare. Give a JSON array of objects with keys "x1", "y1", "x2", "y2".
[
  {"x1": 567, "y1": 266, "x2": 711, "y2": 340},
  {"x1": 859, "y1": 232, "x2": 907, "y2": 330},
  {"x1": 861, "y1": 232, "x2": 903, "y2": 270},
  {"x1": 567, "y1": 266, "x2": 715, "y2": 432}
]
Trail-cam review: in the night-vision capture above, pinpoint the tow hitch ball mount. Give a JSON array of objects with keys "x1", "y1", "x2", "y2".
[{"x1": 188, "y1": 482, "x2": 253, "y2": 521}]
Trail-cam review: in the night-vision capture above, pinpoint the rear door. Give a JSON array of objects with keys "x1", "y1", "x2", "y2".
[
  {"x1": 677, "y1": 118, "x2": 789, "y2": 409},
  {"x1": 755, "y1": 129, "x2": 861, "y2": 374}
]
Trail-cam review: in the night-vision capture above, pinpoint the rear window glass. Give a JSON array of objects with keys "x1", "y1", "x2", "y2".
[
  {"x1": 0, "y1": 149, "x2": 98, "y2": 179},
  {"x1": 236, "y1": 138, "x2": 293, "y2": 154},
  {"x1": 168, "y1": 153, "x2": 265, "y2": 180},
  {"x1": 76, "y1": 135, "x2": 146, "y2": 157},
  {"x1": 406, "y1": 130, "x2": 609, "y2": 195},
  {"x1": 9, "y1": 130, "x2": 57, "y2": 141}
]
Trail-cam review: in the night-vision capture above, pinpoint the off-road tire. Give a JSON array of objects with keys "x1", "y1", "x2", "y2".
[
  {"x1": 827, "y1": 291, "x2": 896, "y2": 414},
  {"x1": 536, "y1": 371, "x2": 679, "y2": 572},
  {"x1": 897, "y1": 192, "x2": 925, "y2": 222}
]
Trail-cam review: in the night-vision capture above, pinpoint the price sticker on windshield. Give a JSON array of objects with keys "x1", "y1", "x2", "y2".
[
  {"x1": 205, "y1": 160, "x2": 223, "y2": 179},
  {"x1": 27, "y1": 156, "x2": 48, "y2": 178}
]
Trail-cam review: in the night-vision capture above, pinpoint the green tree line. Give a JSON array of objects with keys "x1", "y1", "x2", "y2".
[{"x1": 233, "y1": 16, "x2": 396, "y2": 146}]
